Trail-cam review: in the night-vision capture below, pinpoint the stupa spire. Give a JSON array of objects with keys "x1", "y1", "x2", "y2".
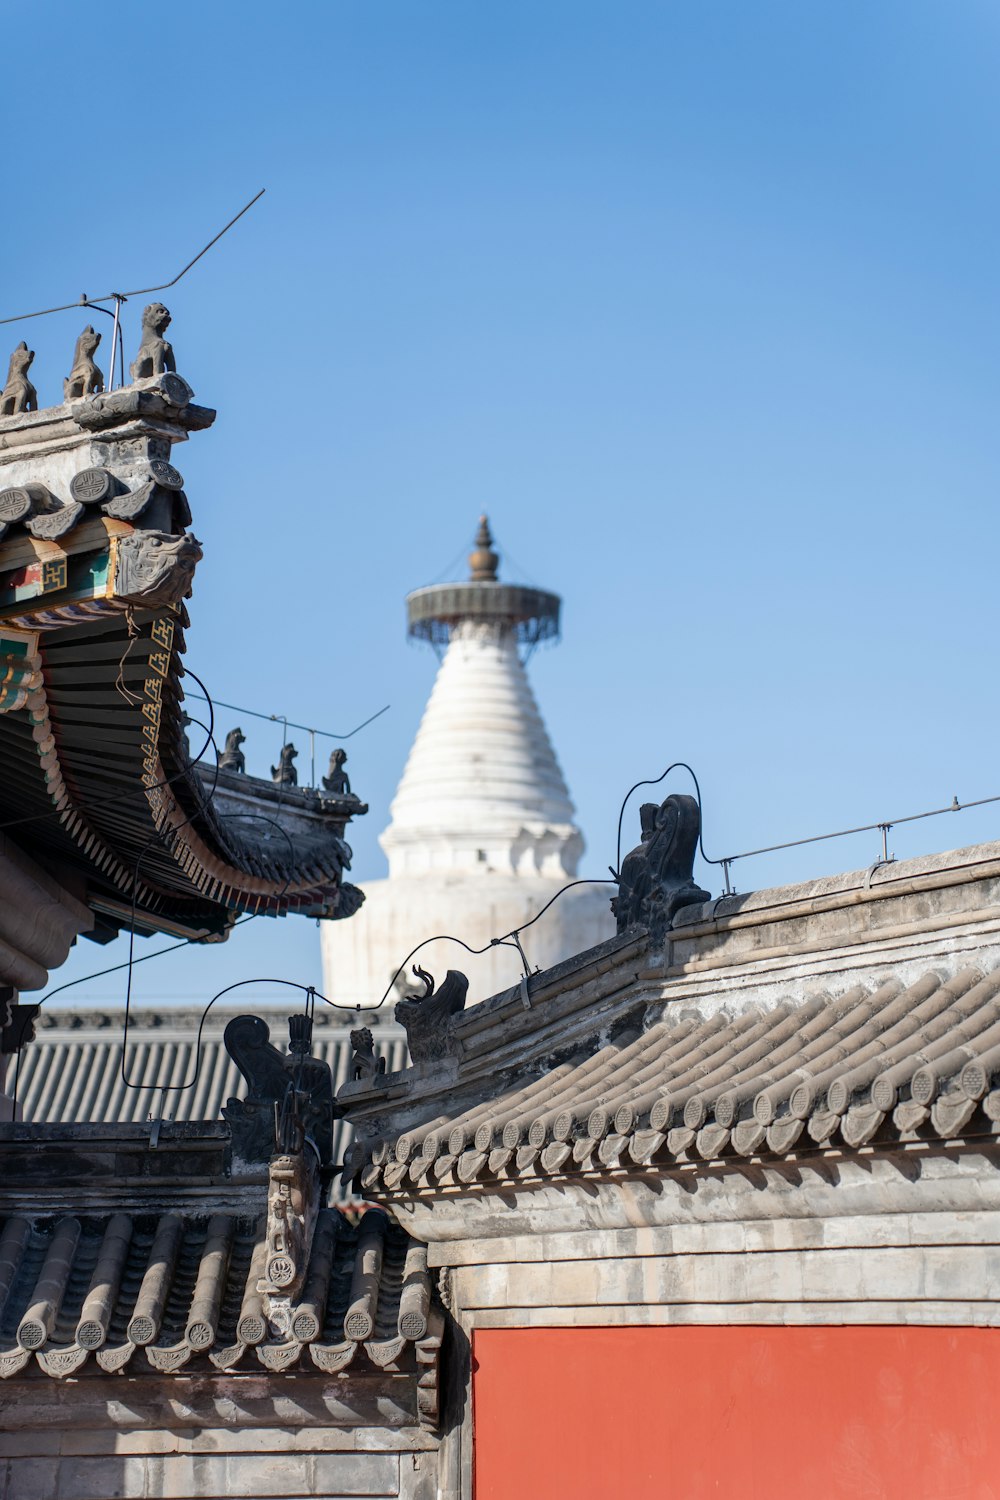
[
  {"x1": 381, "y1": 519, "x2": 579, "y2": 879},
  {"x1": 468, "y1": 515, "x2": 499, "y2": 582},
  {"x1": 321, "y1": 517, "x2": 615, "y2": 1006}
]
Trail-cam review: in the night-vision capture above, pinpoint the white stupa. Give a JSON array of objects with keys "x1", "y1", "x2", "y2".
[{"x1": 321, "y1": 519, "x2": 615, "y2": 1007}]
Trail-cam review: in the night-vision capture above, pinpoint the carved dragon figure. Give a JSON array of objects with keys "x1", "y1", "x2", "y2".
[
  {"x1": 114, "y1": 530, "x2": 202, "y2": 609},
  {"x1": 612, "y1": 792, "x2": 711, "y2": 940},
  {"x1": 222, "y1": 1014, "x2": 334, "y2": 1165},
  {"x1": 394, "y1": 966, "x2": 469, "y2": 1064}
]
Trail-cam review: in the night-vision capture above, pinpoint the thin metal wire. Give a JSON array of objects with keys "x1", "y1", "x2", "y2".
[
  {"x1": 10, "y1": 689, "x2": 220, "y2": 1108},
  {"x1": 17, "y1": 741, "x2": 1000, "y2": 1108},
  {"x1": 614, "y1": 761, "x2": 716, "y2": 879},
  {"x1": 78, "y1": 300, "x2": 126, "y2": 394},
  {"x1": 184, "y1": 689, "x2": 390, "y2": 745},
  {"x1": 422, "y1": 535, "x2": 476, "y2": 589},
  {"x1": 0, "y1": 687, "x2": 387, "y2": 836},
  {"x1": 0, "y1": 191, "x2": 266, "y2": 326},
  {"x1": 12, "y1": 679, "x2": 286, "y2": 1100},
  {"x1": 373, "y1": 876, "x2": 619, "y2": 1011},
  {"x1": 718, "y1": 794, "x2": 1000, "y2": 867}
]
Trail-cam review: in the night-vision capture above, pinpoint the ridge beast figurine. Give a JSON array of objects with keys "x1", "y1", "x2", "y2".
[
  {"x1": 130, "y1": 303, "x2": 176, "y2": 381},
  {"x1": 1, "y1": 343, "x2": 37, "y2": 416},
  {"x1": 612, "y1": 792, "x2": 711, "y2": 940},
  {"x1": 64, "y1": 326, "x2": 104, "y2": 399}
]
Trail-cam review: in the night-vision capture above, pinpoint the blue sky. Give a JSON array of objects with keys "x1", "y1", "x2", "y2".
[{"x1": 4, "y1": 1, "x2": 999, "y2": 1010}]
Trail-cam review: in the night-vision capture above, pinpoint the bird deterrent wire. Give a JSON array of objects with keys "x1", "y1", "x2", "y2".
[{"x1": 0, "y1": 191, "x2": 267, "y2": 327}]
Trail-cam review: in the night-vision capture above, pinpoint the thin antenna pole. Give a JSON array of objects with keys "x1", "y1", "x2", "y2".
[{"x1": 109, "y1": 296, "x2": 124, "y2": 392}]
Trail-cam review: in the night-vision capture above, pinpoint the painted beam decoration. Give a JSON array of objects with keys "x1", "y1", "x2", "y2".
[{"x1": 0, "y1": 628, "x2": 40, "y2": 714}]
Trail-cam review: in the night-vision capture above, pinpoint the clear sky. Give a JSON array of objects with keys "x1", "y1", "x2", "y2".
[{"x1": 4, "y1": 1, "x2": 999, "y2": 1012}]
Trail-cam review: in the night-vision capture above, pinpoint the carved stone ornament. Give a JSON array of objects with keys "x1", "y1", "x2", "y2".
[
  {"x1": 0, "y1": 342, "x2": 37, "y2": 416},
  {"x1": 69, "y1": 467, "x2": 115, "y2": 505},
  {"x1": 349, "y1": 1026, "x2": 386, "y2": 1083},
  {"x1": 271, "y1": 743, "x2": 298, "y2": 786},
  {"x1": 219, "y1": 726, "x2": 246, "y2": 773},
  {"x1": 394, "y1": 967, "x2": 469, "y2": 1064},
  {"x1": 113, "y1": 530, "x2": 202, "y2": 609},
  {"x1": 102, "y1": 481, "x2": 159, "y2": 523},
  {"x1": 260, "y1": 1147, "x2": 319, "y2": 1306},
  {"x1": 222, "y1": 1014, "x2": 334, "y2": 1165},
  {"x1": 611, "y1": 792, "x2": 711, "y2": 940},
  {"x1": 27, "y1": 503, "x2": 83, "y2": 541},
  {"x1": 321, "y1": 747, "x2": 351, "y2": 797},
  {"x1": 129, "y1": 303, "x2": 176, "y2": 382},
  {"x1": 0, "y1": 488, "x2": 33, "y2": 525},
  {"x1": 64, "y1": 325, "x2": 104, "y2": 400},
  {"x1": 158, "y1": 372, "x2": 194, "y2": 407},
  {"x1": 335, "y1": 882, "x2": 365, "y2": 921},
  {"x1": 147, "y1": 458, "x2": 184, "y2": 490}
]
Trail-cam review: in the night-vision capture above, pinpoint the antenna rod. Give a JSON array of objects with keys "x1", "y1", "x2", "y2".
[{"x1": 0, "y1": 190, "x2": 266, "y2": 327}]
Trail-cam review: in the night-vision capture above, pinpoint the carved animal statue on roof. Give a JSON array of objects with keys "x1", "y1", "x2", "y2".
[
  {"x1": 222, "y1": 1013, "x2": 334, "y2": 1165},
  {"x1": 322, "y1": 747, "x2": 351, "y2": 797},
  {"x1": 612, "y1": 792, "x2": 711, "y2": 939},
  {"x1": 349, "y1": 1026, "x2": 386, "y2": 1083},
  {"x1": 0, "y1": 343, "x2": 38, "y2": 416},
  {"x1": 219, "y1": 727, "x2": 246, "y2": 773},
  {"x1": 114, "y1": 531, "x2": 202, "y2": 609},
  {"x1": 394, "y1": 966, "x2": 470, "y2": 1064},
  {"x1": 63, "y1": 326, "x2": 104, "y2": 400},
  {"x1": 272, "y1": 743, "x2": 298, "y2": 786},
  {"x1": 129, "y1": 303, "x2": 176, "y2": 382}
]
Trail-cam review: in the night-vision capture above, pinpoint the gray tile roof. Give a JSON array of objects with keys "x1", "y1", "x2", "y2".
[
  {"x1": 0, "y1": 457, "x2": 197, "y2": 545},
  {"x1": 350, "y1": 961, "x2": 1000, "y2": 1195},
  {"x1": 0, "y1": 1204, "x2": 439, "y2": 1404},
  {"x1": 17, "y1": 1009, "x2": 409, "y2": 1197}
]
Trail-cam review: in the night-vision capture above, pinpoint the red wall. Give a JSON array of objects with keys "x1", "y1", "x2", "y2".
[{"x1": 473, "y1": 1325, "x2": 1000, "y2": 1500}]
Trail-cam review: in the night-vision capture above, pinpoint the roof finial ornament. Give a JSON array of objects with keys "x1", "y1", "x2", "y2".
[
  {"x1": 130, "y1": 303, "x2": 175, "y2": 383},
  {"x1": 468, "y1": 514, "x2": 499, "y2": 582}
]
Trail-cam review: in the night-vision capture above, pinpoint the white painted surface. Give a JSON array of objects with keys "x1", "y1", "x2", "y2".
[
  {"x1": 322, "y1": 617, "x2": 615, "y2": 1008},
  {"x1": 381, "y1": 621, "x2": 580, "y2": 878}
]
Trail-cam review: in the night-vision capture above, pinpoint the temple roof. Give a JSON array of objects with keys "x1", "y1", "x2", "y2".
[
  {"x1": 351, "y1": 956, "x2": 1000, "y2": 1197},
  {"x1": 16, "y1": 1009, "x2": 407, "y2": 1198},
  {"x1": 0, "y1": 340, "x2": 365, "y2": 977},
  {"x1": 335, "y1": 836, "x2": 1000, "y2": 1202},
  {"x1": 0, "y1": 1204, "x2": 439, "y2": 1408}
]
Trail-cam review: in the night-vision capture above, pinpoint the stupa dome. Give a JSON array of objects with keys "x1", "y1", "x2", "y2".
[{"x1": 320, "y1": 519, "x2": 614, "y2": 1007}]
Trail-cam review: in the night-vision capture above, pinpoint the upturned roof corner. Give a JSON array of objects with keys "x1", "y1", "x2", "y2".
[{"x1": 0, "y1": 308, "x2": 367, "y2": 986}]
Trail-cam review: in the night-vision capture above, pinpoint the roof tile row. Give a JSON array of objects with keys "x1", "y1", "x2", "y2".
[
  {"x1": 0, "y1": 1207, "x2": 440, "y2": 1395},
  {"x1": 351, "y1": 962, "x2": 1000, "y2": 1194},
  {"x1": 0, "y1": 464, "x2": 189, "y2": 545}
]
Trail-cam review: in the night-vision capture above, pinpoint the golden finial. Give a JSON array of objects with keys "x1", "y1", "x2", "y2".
[{"x1": 468, "y1": 514, "x2": 499, "y2": 582}]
